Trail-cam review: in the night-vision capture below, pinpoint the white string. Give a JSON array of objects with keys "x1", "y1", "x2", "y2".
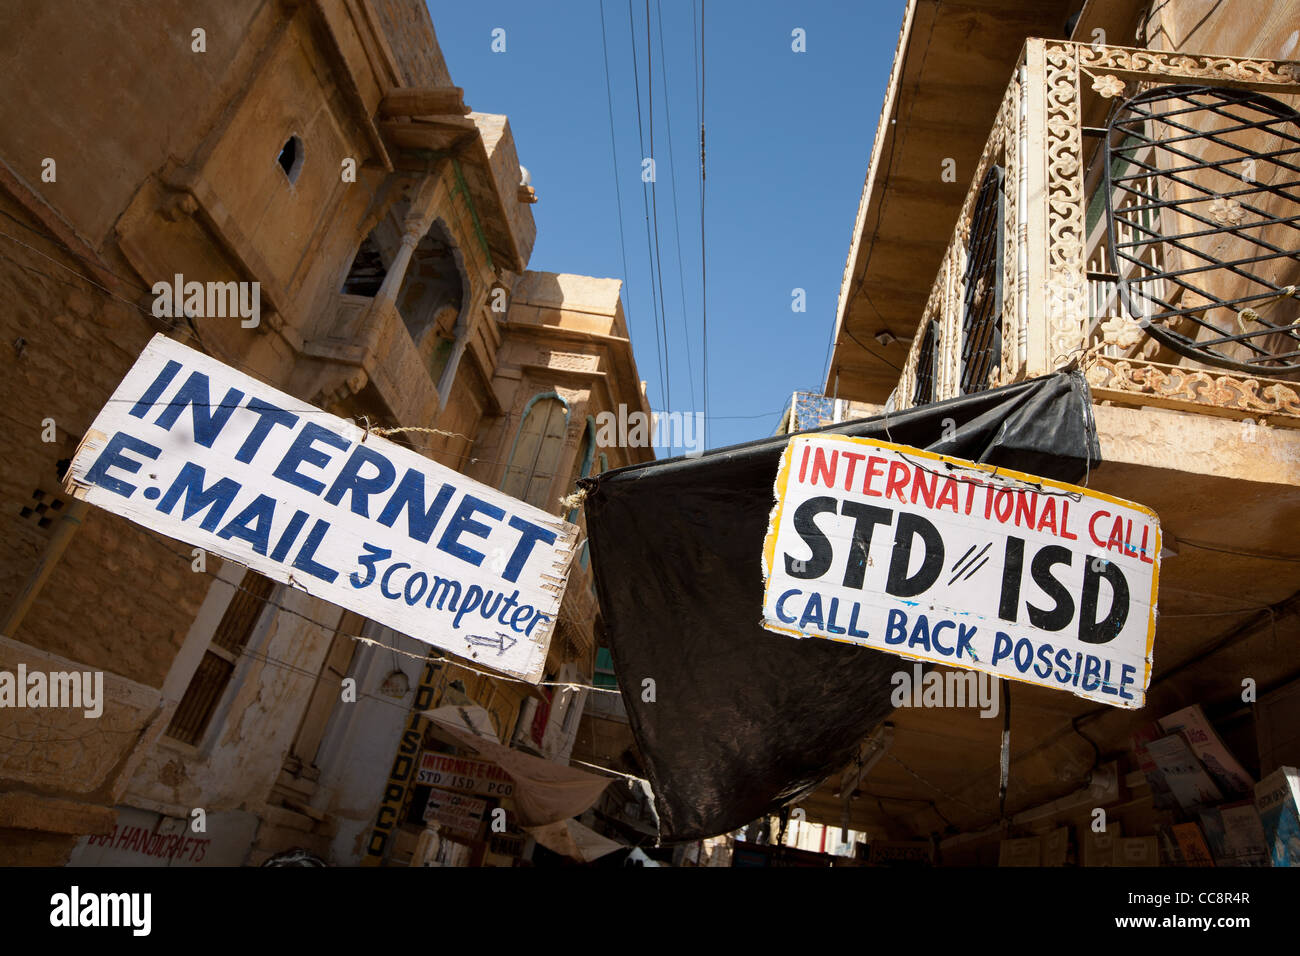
[{"x1": 348, "y1": 635, "x2": 622, "y2": 695}]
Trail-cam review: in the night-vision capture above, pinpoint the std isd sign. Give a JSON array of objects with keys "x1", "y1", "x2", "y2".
[
  {"x1": 761, "y1": 434, "x2": 1161, "y2": 709},
  {"x1": 64, "y1": 335, "x2": 578, "y2": 683}
]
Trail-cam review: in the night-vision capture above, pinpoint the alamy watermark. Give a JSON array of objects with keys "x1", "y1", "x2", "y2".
[
  {"x1": 50, "y1": 886, "x2": 150, "y2": 936},
  {"x1": 595, "y1": 405, "x2": 705, "y2": 458},
  {"x1": 152, "y1": 273, "x2": 260, "y2": 328},
  {"x1": 0, "y1": 665, "x2": 103, "y2": 718},
  {"x1": 890, "y1": 662, "x2": 999, "y2": 718}
]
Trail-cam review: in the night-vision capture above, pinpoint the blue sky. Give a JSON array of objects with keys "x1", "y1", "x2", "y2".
[{"x1": 429, "y1": 1, "x2": 904, "y2": 451}]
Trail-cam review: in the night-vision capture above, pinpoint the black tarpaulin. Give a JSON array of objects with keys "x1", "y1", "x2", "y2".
[{"x1": 579, "y1": 371, "x2": 1102, "y2": 843}]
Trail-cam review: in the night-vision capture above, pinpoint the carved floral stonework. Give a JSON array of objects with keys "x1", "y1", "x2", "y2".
[
  {"x1": 1086, "y1": 357, "x2": 1300, "y2": 420},
  {"x1": 1077, "y1": 46, "x2": 1300, "y2": 86},
  {"x1": 1003, "y1": 72, "x2": 1024, "y2": 383},
  {"x1": 1100, "y1": 316, "x2": 1145, "y2": 350},
  {"x1": 1044, "y1": 43, "x2": 1089, "y2": 368},
  {"x1": 1091, "y1": 74, "x2": 1126, "y2": 97},
  {"x1": 1209, "y1": 197, "x2": 1246, "y2": 226}
]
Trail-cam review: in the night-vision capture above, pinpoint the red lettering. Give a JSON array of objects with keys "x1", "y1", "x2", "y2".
[
  {"x1": 1139, "y1": 525, "x2": 1154, "y2": 564},
  {"x1": 1107, "y1": 516, "x2": 1126, "y2": 553},
  {"x1": 1089, "y1": 509, "x2": 1110, "y2": 547},
  {"x1": 841, "y1": 451, "x2": 865, "y2": 491},
  {"x1": 862, "y1": 457, "x2": 886, "y2": 497},
  {"x1": 798, "y1": 443, "x2": 810, "y2": 483},
  {"x1": 994, "y1": 490, "x2": 1013, "y2": 523},
  {"x1": 1036, "y1": 498, "x2": 1058, "y2": 536},
  {"x1": 910, "y1": 468, "x2": 936, "y2": 508},
  {"x1": 811, "y1": 448, "x2": 838, "y2": 488},
  {"x1": 964, "y1": 478, "x2": 982, "y2": 515},
  {"x1": 1060, "y1": 501, "x2": 1078, "y2": 540},
  {"x1": 935, "y1": 478, "x2": 960, "y2": 513},
  {"x1": 885, "y1": 461, "x2": 910, "y2": 502},
  {"x1": 1013, "y1": 491, "x2": 1036, "y2": 529}
]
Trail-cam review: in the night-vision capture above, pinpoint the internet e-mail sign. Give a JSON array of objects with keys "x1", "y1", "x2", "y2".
[{"x1": 66, "y1": 335, "x2": 577, "y2": 683}]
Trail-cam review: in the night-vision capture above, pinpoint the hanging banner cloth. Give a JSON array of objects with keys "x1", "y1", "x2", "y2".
[
  {"x1": 421, "y1": 706, "x2": 611, "y2": 827},
  {"x1": 526, "y1": 818, "x2": 625, "y2": 862},
  {"x1": 579, "y1": 372, "x2": 1102, "y2": 842}
]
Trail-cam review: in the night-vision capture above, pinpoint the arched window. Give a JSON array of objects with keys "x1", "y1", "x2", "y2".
[
  {"x1": 502, "y1": 394, "x2": 569, "y2": 510},
  {"x1": 960, "y1": 165, "x2": 1004, "y2": 394},
  {"x1": 567, "y1": 418, "x2": 597, "y2": 524},
  {"x1": 911, "y1": 320, "x2": 938, "y2": 406}
]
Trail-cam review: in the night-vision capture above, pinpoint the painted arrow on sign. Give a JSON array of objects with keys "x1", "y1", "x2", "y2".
[{"x1": 466, "y1": 632, "x2": 518, "y2": 656}]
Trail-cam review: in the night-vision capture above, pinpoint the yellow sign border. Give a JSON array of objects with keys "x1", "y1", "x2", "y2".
[{"x1": 761, "y1": 433, "x2": 1161, "y2": 704}]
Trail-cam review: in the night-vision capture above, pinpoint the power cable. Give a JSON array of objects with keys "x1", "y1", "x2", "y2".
[
  {"x1": 655, "y1": 0, "x2": 696, "y2": 412},
  {"x1": 598, "y1": 0, "x2": 639, "y2": 395}
]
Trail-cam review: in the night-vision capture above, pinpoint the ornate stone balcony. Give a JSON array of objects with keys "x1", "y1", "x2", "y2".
[{"x1": 894, "y1": 39, "x2": 1300, "y2": 427}]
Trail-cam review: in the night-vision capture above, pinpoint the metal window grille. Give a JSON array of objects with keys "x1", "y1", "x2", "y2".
[
  {"x1": 912, "y1": 320, "x2": 938, "y2": 406},
  {"x1": 961, "y1": 165, "x2": 1005, "y2": 393},
  {"x1": 1105, "y1": 85, "x2": 1300, "y2": 373},
  {"x1": 165, "y1": 571, "x2": 275, "y2": 745}
]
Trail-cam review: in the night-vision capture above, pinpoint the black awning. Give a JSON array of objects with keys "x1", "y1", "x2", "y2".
[{"x1": 580, "y1": 371, "x2": 1101, "y2": 842}]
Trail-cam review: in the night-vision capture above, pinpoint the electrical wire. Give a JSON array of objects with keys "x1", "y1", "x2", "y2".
[
  {"x1": 655, "y1": 0, "x2": 696, "y2": 412},
  {"x1": 697, "y1": 0, "x2": 709, "y2": 449},
  {"x1": 598, "y1": 0, "x2": 639, "y2": 401},
  {"x1": 626, "y1": 0, "x2": 669, "y2": 409},
  {"x1": 646, "y1": 0, "x2": 672, "y2": 413}
]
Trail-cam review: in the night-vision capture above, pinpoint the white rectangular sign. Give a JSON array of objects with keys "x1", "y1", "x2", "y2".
[
  {"x1": 761, "y1": 434, "x2": 1161, "y2": 708},
  {"x1": 65, "y1": 334, "x2": 576, "y2": 683},
  {"x1": 416, "y1": 753, "x2": 515, "y2": 798},
  {"x1": 423, "y1": 787, "x2": 488, "y2": 838}
]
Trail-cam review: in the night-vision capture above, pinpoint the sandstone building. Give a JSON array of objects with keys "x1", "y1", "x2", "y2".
[
  {"x1": 809, "y1": 0, "x2": 1300, "y2": 863},
  {"x1": 0, "y1": 0, "x2": 650, "y2": 865}
]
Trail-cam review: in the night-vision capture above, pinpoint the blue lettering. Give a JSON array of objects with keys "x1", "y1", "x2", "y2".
[
  {"x1": 798, "y1": 593, "x2": 825, "y2": 631},
  {"x1": 775, "y1": 589, "x2": 801, "y2": 624},
  {"x1": 437, "y1": 495, "x2": 504, "y2": 568},
  {"x1": 128, "y1": 360, "x2": 182, "y2": 419},
  {"x1": 273, "y1": 422, "x2": 350, "y2": 496},
  {"x1": 235, "y1": 398, "x2": 299, "y2": 464},
  {"x1": 216, "y1": 493, "x2": 277, "y2": 554},
  {"x1": 885, "y1": 608, "x2": 908, "y2": 645},
  {"x1": 350, "y1": 543, "x2": 391, "y2": 589},
  {"x1": 503, "y1": 515, "x2": 556, "y2": 583},
  {"x1": 157, "y1": 461, "x2": 240, "y2": 531},
  {"x1": 377, "y1": 470, "x2": 456, "y2": 544},
  {"x1": 153, "y1": 370, "x2": 244, "y2": 447},
  {"x1": 991, "y1": 631, "x2": 1013, "y2": 667},
  {"x1": 930, "y1": 620, "x2": 954, "y2": 656},
  {"x1": 324, "y1": 444, "x2": 397, "y2": 517},
  {"x1": 83, "y1": 431, "x2": 160, "y2": 498},
  {"x1": 381, "y1": 562, "x2": 410, "y2": 600},
  {"x1": 292, "y1": 518, "x2": 338, "y2": 583}
]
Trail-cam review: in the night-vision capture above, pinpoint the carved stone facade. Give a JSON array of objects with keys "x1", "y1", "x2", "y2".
[{"x1": 894, "y1": 38, "x2": 1300, "y2": 426}]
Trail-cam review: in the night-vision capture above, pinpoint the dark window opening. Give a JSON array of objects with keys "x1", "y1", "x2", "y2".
[
  {"x1": 277, "y1": 135, "x2": 304, "y2": 185},
  {"x1": 961, "y1": 165, "x2": 1005, "y2": 394},
  {"x1": 166, "y1": 571, "x2": 275, "y2": 745},
  {"x1": 912, "y1": 320, "x2": 938, "y2": 406},
  {"x1": 341, "y1": 235, "x2": 388, "y2": 297}
]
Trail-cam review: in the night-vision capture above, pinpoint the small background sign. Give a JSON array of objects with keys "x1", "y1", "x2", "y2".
[
  {"x1": 423, "y1": 787, "x2": 488, "y2": 838},
  {"x1": 416, "y1": 753, "x2": 515, "y2": 798},
  {"x1": 761, "y1": 435, "x2": 1160, "y2": 708}
]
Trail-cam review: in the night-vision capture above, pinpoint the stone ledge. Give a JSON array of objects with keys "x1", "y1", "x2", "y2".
[{"x1": 0, "y1": 792, "x2": 116, "y2": 836}]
